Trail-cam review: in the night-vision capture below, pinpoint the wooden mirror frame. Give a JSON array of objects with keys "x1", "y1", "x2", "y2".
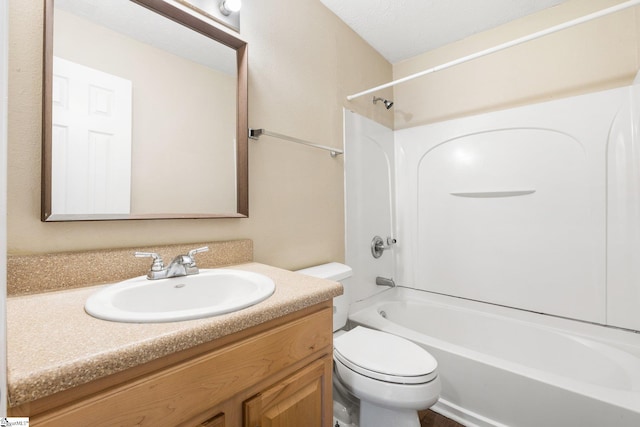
[{"x1": 42, "y1": 0, "x2": 248, "y2": 221}]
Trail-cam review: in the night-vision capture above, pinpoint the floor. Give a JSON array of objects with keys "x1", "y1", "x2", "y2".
[{"x1": 419, "y1": 410, "x2": 464, "y2": 427}]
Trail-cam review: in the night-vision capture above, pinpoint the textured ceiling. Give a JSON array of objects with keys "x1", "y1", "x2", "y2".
[{"x1": 320, "y1": 0, "x2": 567, "y2": 63}]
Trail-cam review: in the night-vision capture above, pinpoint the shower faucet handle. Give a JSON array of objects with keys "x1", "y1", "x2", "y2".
[{"x1": 371, "y1": 235, "x2": 397, "y2": 259}]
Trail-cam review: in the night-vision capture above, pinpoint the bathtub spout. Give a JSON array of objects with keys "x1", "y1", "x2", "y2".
[{"x1": 376, "y1": 276, "x2": 396, "y2": 287}]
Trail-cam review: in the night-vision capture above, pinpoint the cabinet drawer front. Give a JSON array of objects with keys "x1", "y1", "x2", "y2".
[{"x1": 34, "y1": 307, "x2": 332, "y2": 427}]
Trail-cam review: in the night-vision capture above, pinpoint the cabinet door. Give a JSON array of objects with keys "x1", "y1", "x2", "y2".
[{"x1": 243, "y1": 357, "x2": 332, "y2": 427}]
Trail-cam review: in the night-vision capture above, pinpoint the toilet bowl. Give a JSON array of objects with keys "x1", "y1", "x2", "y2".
[{"x1": 296, "y1": 263, "x2": 441, "y2": 427}]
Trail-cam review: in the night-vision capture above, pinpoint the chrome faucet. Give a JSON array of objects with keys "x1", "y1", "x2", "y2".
[
  {"x1": 371, "y1": 235, "x2": 397, "y2": 259},
  {"x1": 135, "y1": 246, "x2": 209, "y2": 280},
  {"x1": 375, "y1": 276, "x2": 396, "y2": 288}
]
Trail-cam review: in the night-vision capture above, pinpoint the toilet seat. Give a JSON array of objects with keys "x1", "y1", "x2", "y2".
[{"x1": 334, "y1": 326, "x2": 438, "y2": 385}]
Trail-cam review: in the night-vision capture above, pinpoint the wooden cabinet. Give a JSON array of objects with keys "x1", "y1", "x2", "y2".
[
  {"x1": 198, "y1": 413, "x2": 226, "y2": 427},
  {"x1": 9, "y1": 303, "x2": 333, "y2": 427},
  {"x1": 244, "y1": 358, "x2": 331, "y2": 427}
]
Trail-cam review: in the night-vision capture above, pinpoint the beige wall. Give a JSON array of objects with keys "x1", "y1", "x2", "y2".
[
  {"x1": 8, "y1": 0, "x2": 392, "y2": 269},
  {"x1": 393, "y1": 0, "x2": 640, "y2": 129}
]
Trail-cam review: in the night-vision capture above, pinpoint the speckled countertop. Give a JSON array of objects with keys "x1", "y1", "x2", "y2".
[{"x1": 6, "y1": 262, "x2": 343, "y2": 407}]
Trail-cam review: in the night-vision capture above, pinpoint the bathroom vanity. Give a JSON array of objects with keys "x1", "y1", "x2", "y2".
[{"x1": 6, "y1": 260, "x2": 341, "y2": 426}]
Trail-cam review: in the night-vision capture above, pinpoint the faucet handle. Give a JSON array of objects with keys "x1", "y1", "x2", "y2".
[
  {"x1": 187, "y1": 246, "x2": 209, "y2": 261},
  {"x1": 134, "y1": 251, "x2": 164, "y2": 271},
  {"x1": 183, "y1": 246, "x2": 209, "y2": 273}
]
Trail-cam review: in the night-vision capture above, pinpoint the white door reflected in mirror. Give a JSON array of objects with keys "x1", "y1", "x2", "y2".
[{"x1": 52, "y1": 57, "x2": 132, "y2": 215}]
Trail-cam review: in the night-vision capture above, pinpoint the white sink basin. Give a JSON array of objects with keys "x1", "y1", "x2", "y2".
[{"x1": 85, "y1": 269, "x2": 275, "y2": 323}]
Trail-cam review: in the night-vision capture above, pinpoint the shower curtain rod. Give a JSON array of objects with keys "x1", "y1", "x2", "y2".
[
  {"x1": 248, "y1": 128, "x2": 343, "y2": 157},
  {"x1": 346, "y1": 0, "x2": 640, "y2": 101}
]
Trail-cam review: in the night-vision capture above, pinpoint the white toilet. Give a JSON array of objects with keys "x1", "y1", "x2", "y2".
[{"x1": 297, "y1": 263, "x2": 441, "y2": 427}]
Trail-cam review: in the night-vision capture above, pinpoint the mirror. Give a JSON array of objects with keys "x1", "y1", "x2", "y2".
[{"x1": 42, "y1": 0, "x2": 248, "y2": 221}]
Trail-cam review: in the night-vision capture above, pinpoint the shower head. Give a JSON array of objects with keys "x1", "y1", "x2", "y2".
[{"x1": 373, "y1": 96, "x2": 394, "y2": 110}]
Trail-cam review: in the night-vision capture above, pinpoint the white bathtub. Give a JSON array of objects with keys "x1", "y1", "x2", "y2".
[{"x1": 348, "y1": 287, "x2": 640, "y2": 427}]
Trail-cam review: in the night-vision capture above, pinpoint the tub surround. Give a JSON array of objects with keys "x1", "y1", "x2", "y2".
[
  {"x1": 7, "y1": 239, "x2": 253, "y2": 296},
  {"x1": 7, "y1": 259, "x2": 343, "y2": 408}
]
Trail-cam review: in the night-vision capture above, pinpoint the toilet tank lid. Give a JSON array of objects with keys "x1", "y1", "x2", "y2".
[{"x1": 296, "y1": 262, "x2": 352, "y2": 281}]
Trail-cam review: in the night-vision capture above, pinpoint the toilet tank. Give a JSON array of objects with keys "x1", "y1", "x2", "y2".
[{"x1": 296, "y1": 262, "x2": 352, "y2": 332}]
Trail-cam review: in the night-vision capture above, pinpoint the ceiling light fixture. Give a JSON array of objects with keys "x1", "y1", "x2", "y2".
[{"x1": 219, "y1": 0, "x2": 241, "y2": 16}]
